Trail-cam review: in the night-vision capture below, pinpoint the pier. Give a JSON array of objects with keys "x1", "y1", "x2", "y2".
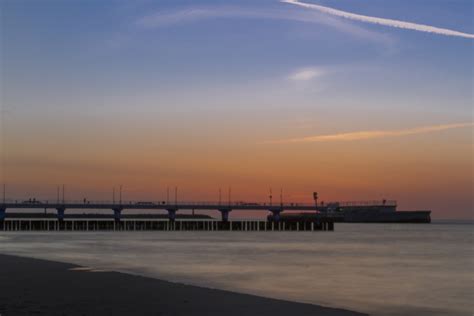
[
  {"x1": 0, "y1": 199, "x2": 398, "y2": 231},
  {"x1": 0, "y1": 200, "x2": 335, "y2": 221},
  {"x1": 0, "y1": 199, "x2": 393, "y2": 220}
]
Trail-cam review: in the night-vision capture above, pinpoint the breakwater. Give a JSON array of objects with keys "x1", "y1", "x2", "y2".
[{"x1": 0, "y1": 218, "x2": 334, "y2": 232}]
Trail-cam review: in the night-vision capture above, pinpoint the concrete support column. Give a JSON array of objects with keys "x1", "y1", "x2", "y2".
[
  {"x1": 113, "y1": 208, "x2": 122, "y2": 222},
  {"x1": 218, "y1": 209, "x2": 232, "y2": 222},
  {"x1": 56, "y1": 208, "x2": 65, "y2": 221},
  {"x1": 167, "y1": 209, "x2": 177, "y2": 222},
  {"x1": 269, "y1": 209, "x2": 283, "y2": 222}
]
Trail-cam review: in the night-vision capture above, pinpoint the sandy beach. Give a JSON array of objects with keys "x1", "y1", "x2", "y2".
[{"x1": 0, "y1": 254, "x2": 365, "y2": 316}]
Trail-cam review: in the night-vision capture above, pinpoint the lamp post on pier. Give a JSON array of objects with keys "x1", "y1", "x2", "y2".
[{"x1": 269, "y1": 188, "x2": 272, "y2": 206}]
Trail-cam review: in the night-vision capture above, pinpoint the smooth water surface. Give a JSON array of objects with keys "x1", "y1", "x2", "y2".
[{"x1": 1, "y1": 223, "x2": 472, "y2": 315}]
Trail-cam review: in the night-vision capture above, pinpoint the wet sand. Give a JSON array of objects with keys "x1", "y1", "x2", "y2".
[{"x1": 0, "y1": 254, "x2": 366, "y2": 315}]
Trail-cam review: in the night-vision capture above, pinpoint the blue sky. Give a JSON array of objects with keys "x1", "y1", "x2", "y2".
[
  {"x1": 1, "y1": 0, "x2": 473, "y2": 217},
  {"x1": 3, "y1": 0, "x2": 472, "y2": 122}
]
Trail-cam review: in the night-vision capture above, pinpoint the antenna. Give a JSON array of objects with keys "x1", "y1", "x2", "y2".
[
  {"x1": 62, "y1": 184, "x2": 65, "y2": 204},
  {"x1": 175, "y1": 186, "x2": 178, "y2": 205},
  {"x1": 280, "y1": 188, "x2": 283, "y2": 206}
]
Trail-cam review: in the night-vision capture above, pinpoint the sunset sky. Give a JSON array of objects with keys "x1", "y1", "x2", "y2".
[{"x1": 1, "y1": 0, "x2": 473, "y2": 218}]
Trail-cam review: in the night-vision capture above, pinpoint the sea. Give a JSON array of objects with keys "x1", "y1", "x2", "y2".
[{"x1": 0, "y1": 221, "x2": 472, "y2": 316}]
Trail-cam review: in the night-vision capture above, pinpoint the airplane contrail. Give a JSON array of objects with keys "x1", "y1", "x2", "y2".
[
  {"x1": 282, "y1": 0, "x2": 474, "y2": 39},
  {"x1": 266, "y1": 123, "x2": 474, "y2": 144}
]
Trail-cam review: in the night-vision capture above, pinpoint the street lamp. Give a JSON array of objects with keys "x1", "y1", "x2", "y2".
[{"x1": 269, "y1": 188, "x2": 272, "y2": 206}]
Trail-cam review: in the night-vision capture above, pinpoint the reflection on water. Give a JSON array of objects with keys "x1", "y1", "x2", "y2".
[{"x1": 1, "y1": 223, "x2": 472, "y2": 315}]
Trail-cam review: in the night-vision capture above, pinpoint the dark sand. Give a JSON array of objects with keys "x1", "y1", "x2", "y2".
[{"x1": 0, "y1": 254, "x2": 366, "y2": 316}]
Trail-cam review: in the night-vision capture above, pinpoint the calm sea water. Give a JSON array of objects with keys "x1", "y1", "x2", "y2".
[{"x1": 0, "y1": 222, "x2": 472, "y2": 315}]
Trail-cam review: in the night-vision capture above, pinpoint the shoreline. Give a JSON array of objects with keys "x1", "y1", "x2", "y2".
[{"x1": 0, "y1": 254, "x2": 366, "y2": 315}]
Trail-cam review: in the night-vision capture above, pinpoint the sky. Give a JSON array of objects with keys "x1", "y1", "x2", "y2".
[{"x1": 1, "y1": 0, "x2": 473, "y2": 219}]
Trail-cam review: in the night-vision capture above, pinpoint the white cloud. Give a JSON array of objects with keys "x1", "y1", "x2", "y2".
[
  {"x1": 136, "y1": 7, "x2": 247, "y2": 28},
  {"x1": 288, "y1": 68, "x2": 325, "y2": 81},
  {"x1": 266, "y1": 123, "x2": 474, "y2": 144},
  {"x1": 282, "y1": 0, "x2": 474, "y2": 39},
  {"x1": 133, "y1": 5, "x2": 390, "y2": 43}
]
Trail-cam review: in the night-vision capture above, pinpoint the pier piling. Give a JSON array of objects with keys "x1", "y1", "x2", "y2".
[{"x1": 0, "y1": 218, "x2": 334, "y2": 232}]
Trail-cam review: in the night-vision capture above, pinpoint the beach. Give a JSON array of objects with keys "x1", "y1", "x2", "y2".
[{"x1": 0, "y1": 254, "x2": 364, "y2": 316}]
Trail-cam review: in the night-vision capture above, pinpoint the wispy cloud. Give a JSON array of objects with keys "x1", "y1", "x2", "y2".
[
  {"x1": 134, "y1": 5, "x2": 389, "y2": 43},
  {"x1": 288, "y1": 67, "x2": 325, "y2": 81},
  {"x1": 136, "y1": 7, "x2": 260, "y2": 28},
  {"x1": 282, "y1": 0, "x2": 474, "y2": 39},
  {"x1": 266, "y1": 123, "x2": 474, "y2": 144}
]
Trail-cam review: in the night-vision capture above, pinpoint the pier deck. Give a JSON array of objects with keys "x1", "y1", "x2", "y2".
[{"x1": 0, "y1": 199, "x2": 393, "y2": 224}]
